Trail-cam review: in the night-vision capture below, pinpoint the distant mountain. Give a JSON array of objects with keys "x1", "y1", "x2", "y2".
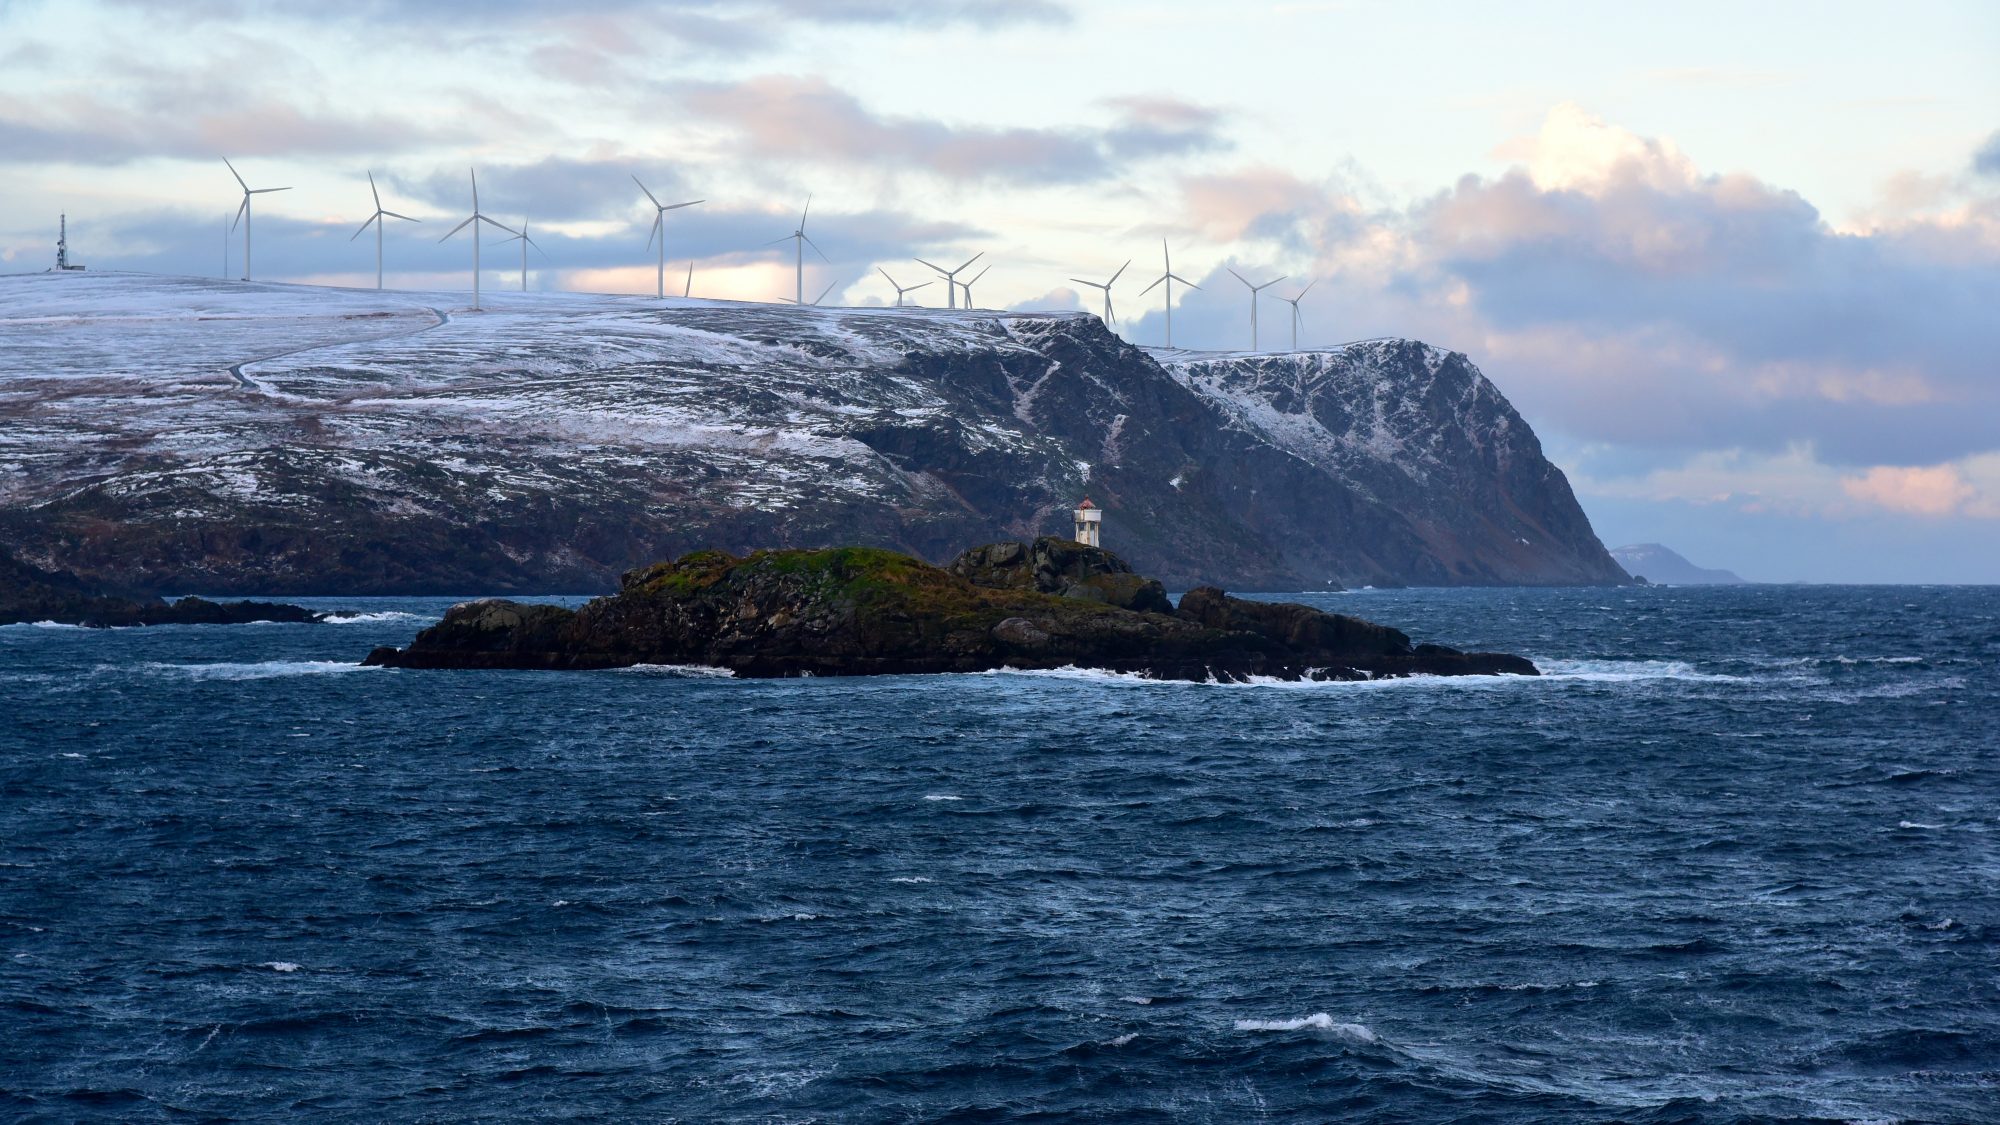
[
  {"x1": 0, "y1": 272, "x2": 1629, "y2": 594},
  {"x1": 1610, "y1": 543, "x2": 1747, "y2": 585}
]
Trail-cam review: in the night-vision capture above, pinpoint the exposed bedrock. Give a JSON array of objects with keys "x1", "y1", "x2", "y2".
[{"x1": 363, "y1": 539, "x2": 1539, "y2": 682}]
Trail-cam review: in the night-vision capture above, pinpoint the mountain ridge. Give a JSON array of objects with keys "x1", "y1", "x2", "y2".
[{"x1": 0, "y1": 272, "x2": 1629, "y2": 593}]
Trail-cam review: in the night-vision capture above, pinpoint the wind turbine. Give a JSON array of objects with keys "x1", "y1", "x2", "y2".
[
  {"x1": 1137, "y1": 240, "x2": 1200, "y2": 348},
  {"x1": 437, "y1": 168, "x2": 518, "y2": 311},
  {"x1": 1274, "y1": 280, "x2": 1316, "y2": 352},
  {"x1": 913, "y1": 252, "x2": 982, "y2": 310},
  {"x1": 958, "y1": 264, "x2": 992, "y2": 309},
  {"x1": 349, "y1": 171, "x2": 420, "y2": 290},
  {"x1": 1068, "y1": 259, "x2": 1130, "y2": 328},
  {"x1": 1226, "y1": 267, "x2": 1288, "y2": 352},
  {"x1": 766, "y1": 195, "x2": 826, "y2": 305},
  {"x1": 633, "y1": 176, "x2": 702, "y2": 299},
  {"x1": 496, "y1": 218, "x2": 547, "y2": 291},
  {"x1": 878, "y1": 267, "x2": 931, "y2": 307},
  {"x1": 224, "y1": 158, "x2": 290, "y2": 281}
]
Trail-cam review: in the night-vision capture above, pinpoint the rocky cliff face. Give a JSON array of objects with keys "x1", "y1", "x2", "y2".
[{"x1": 0, "y1": 273, "x2": 1626, "y2": 594}]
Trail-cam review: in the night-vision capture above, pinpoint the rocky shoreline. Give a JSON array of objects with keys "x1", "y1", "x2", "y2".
[{"x1": 364, "y1": 538, "x2": 1537, "y2": 682}]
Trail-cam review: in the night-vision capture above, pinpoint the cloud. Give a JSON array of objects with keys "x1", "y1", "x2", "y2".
[
  {"x1": 1840, "y1": 463, "x2": 1979, "y2": 517},
  {"x1": 680, "y1": 76, "x2": 1226, "y2": 185},
  {"x1": 1977, "y1": 131, "x2": 2000, "y2": 177}
]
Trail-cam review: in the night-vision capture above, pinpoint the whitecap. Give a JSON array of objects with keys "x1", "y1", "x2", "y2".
[
  {"x1": 618, "y1": 663, "x2": 736, "y2": 678},
  {"x1": 923, "y1": 794, "x2": 963, "y2": 802},
  {"x1": 889, "y1": 876, "x2": 932, "y2": 884},
  {"x1": 259, "y1": 962, "x2": 301, "y2": 972},
  {"x1": 1106, "y1": 1033, "x2": 1138, "y2": 1046},
  {"x1": 322, "y1": 610, "x2": 433, "y2": 625},
  {"x1": 1234, "y1": 1013, "x2": 1377, "y2": 1042},
  {"x1": 147, "y1": 660, "x2": 373, "y2": 681},
  {"x1": 1898, "y1": 821, "x2": 1943, "y2": 830},
  {"x1": 1119, "y1": 996, "x2": 1153, "y2": 1006},
  {"x1": 59, "y1": 752, "x2": 86, "y2": 759}
]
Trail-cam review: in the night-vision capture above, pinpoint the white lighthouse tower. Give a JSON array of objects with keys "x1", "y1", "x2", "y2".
[{"x1": 1073, "y1": 496, "x2": 1102, "y2": 547}]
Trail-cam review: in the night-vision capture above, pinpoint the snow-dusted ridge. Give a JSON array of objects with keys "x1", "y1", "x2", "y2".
[{"x1": 0, "y1": 271, "x2": 1625, "y2": 594}]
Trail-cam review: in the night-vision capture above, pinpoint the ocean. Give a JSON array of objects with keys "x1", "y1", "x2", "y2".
[{"x1": 2, "y1": 585, "x2": 1995, "y2": 1122}]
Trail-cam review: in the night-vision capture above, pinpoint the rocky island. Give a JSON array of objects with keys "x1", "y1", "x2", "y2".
[
  {"x1": 364, "y1": 538, "x2": 1537, "y2": 682},
  {"x1": 1, "y1": 548, "x2": 319, "y2": 627}
]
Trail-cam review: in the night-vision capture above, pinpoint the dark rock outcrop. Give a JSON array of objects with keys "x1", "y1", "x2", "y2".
[
  {"x1": 364, "y1": 542, "x2": 1537, "y2": 682},
  {"x1": 0, "y1": 548, "x2": 319, "y2": 627},
  {"x1": 948, "y1": 537, "x2": 1175, "y2": 614}
]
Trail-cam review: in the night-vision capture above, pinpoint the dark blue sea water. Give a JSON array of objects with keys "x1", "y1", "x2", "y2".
[{"x1": 3, "y1": 585, "x2": 1997, "y2": 1122}]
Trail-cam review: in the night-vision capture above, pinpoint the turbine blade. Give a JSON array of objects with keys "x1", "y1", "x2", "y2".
[
  {"x1": 439, "y1": 216, "x2": 474, "y2": 242},
  {"x1": 799, "y1": 194, "x2": 812, "y2": 230},
  {"x1": 666, "y1": 199, "x2": 704, "y2": 211},
  {"x1": 232, "y1": 198, "x2": 247, "y2": 229},
  {"x1": 381, "y1": 211, "x2": 420, "y2": 223},
  {"x1": 802, "y1": 233, "x2": 829, "y2": 261},
  {"x1": 954, "y1": 251, "x2": 982, "y2": 273},
  {"x1": 1109, "y1": 259, "x2": 1130, "y2": 285},
  {"x1": 632, "y1": 175, "x2": 662, "y2": 209},
  {"x1": 878, "y1": 267, "x2": 897, "y2": 287},
  {"x1": 368, "y1": 170, "x2": 381, "y2": 210},
  {"x1": 250, "y1": 186, "x2": 291, "y2": 194},
  {"x1": 913, "y1": 257, "x2": 946, "y2": 274},
  {"x1": 1138, "y1": 275, "x2": 1165, "y2": 296},
  {"x1": 470, "y1": 167, "x2": 479, "y2": 211},
  {"x1": 224, "y1": 157, "x2": 248, "y2": 191},
  {"x1": 966, "y1": 265, "x2": 990, "y2": 284},
  {"x1": 814, "y1": 281, "x2": 837, "y2": 305},
  {"x1": 1171, "y1": 274, "x2": 1201, "y2": 290},
  {"x1": 646, "y1": 213, "x2": 661, "y2": 252},
  {"x1": 480, "y1": 215, "x2": 519, "y2": 236},
  {"x1": 1296, "y1": 279, "x2": 1316, "y2": 299},
  {"x1": 529, "y1": 235, "x2": 548, "y2": 258},
  {"x1": 1227, "y1": 267, "x2": 1249, "y2": 286},
  {"x1": 1068, "y1": 279, "x2": 1103, "y2": 289},
  {"x1": 763, "y1": 234, "x2": 795, "y2": 246},
  {"x1": 1265, "y1": 275, "x2": 1288, "y2": 288},
  {"x1": 908, "y1": 281, "x2": 930, "y2": 291},
  {"x1": 350, "y1": 214, "x2": 379, "y2": 240}
]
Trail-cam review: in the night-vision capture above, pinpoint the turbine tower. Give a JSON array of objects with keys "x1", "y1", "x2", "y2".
[
  {"x1": 349, "y1": 171, "x2": 420, "y2": 290},
  {"x1": 1274, "y1": 280, "x2": 1315, "y2": 352},
  {"x1": 878, "y1": 267, "x2": 931, "y2": 307},
  {"x1": 912, "y1": 252, "x2": 982, "y2": 310},
  {"x1": 224, "y1": 158, "x2": 290, "y2": 281},
  {"x1": 633, "y1": 176, "x2": 702, "y2": 299},
  {"x1": 496, "y1": 219, "x2": 547, "y2": 291},
  {"x1": 1068, "y1": 259, "x2": 1130, "y2": 329},
  {"x1": 1226, "y1": 267, "x2": 1288, "y2": 352},
  {"x1": 959, "y1": 264, "x2": 991, "y2": 309},
  {"x1": 437, "y1": 168, "x2": 518, "y2": 311},
  {"x1": 1137, "y1": 240, "x2": 1200, "y2": 348},
  {"x1": 766, "y1": 195, "x2": 826, "y2": 305}
]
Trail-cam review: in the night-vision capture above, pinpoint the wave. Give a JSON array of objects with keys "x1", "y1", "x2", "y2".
[
  {"x1": 1531, "y1": 659, "x2": 1751, "y2": 684},
  {"x1": 1234, "y1": 1013, "x2": 1377, "y2": 1041},
  {"x1": 321, "y1": 610, "x2": 434, "y2": 625},
  {"x1": 1, "y1": 620, "x2": 89, "y2": 630},
  {"x1": 145, "y1": 660, "x2": 374, "y2": 681},
  {"x1": 617, "y1": 663, "x2": 736, "y2": 678}
]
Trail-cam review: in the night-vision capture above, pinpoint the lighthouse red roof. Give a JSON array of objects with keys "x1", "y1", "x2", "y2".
[{"x1": 1076, "y1": 497, "x2": 1096, "y2": 510}]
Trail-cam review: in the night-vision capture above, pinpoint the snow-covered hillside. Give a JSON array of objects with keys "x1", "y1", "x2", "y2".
[{"x1": 0, "y1": 271, "x2": 1626, "y2": 593}]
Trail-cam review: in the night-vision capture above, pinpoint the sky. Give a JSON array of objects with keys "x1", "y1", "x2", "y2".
[{"x1": 2, "y1": 0, "x2": 1996, "y2": 582}]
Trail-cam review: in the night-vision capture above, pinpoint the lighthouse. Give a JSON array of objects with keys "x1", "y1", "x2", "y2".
[{"x1": 1073, "y1": 496, "x2": 1102, "y2": 547}]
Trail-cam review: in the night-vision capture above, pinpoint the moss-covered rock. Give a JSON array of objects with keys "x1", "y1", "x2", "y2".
[{"x1": 365, "y1": 543, "x2": 1537, "y2": 681}]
